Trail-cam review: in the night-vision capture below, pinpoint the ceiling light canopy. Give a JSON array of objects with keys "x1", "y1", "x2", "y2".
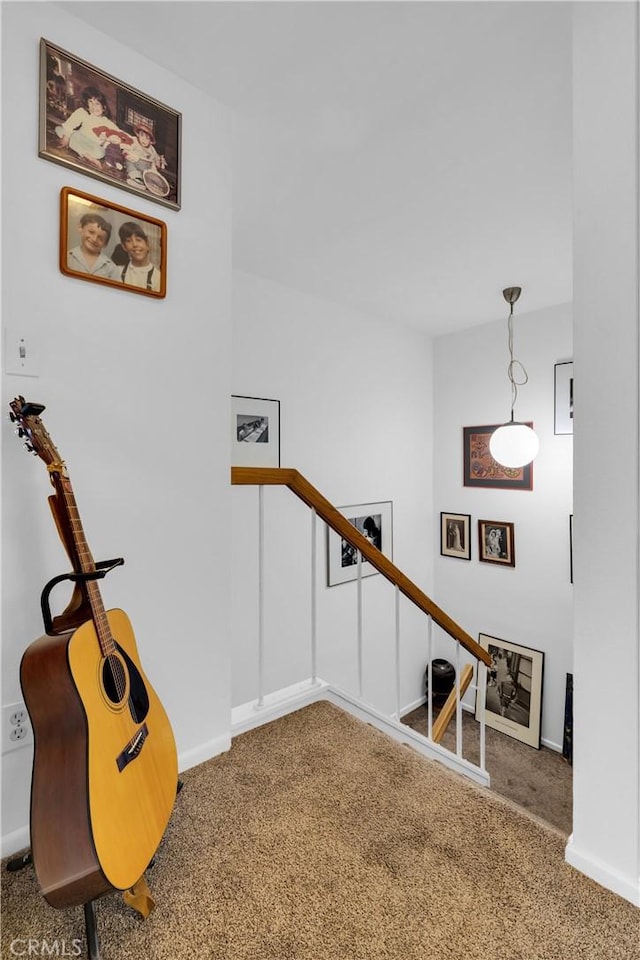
[{"x1": 489, "y1": 287, "x2": 539, "y2": 469}]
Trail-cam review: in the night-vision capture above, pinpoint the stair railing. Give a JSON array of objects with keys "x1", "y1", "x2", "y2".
[{"x1": 232, "y1": 466, "x2": 490, "y2": 777}]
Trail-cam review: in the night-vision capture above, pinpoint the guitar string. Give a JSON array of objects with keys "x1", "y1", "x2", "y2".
[{"x1": 58, "y1": 473, "x2": 129, "y2": 705}]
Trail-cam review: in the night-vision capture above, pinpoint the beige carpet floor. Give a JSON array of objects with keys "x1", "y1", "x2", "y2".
[
  {"x1": 2, "y1": 701, "x2": 638, "y2": 959},
  {"x1": 401, "y1": 703, "x2": 573, "y2": 835}
]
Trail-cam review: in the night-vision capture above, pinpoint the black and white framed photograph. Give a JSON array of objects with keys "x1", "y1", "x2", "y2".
[
  {"x1": 478, "y1": 519, "x2": 515, "y2": 567},
  {"x1": 327, "y1": 501, "x2": 392, "y2": 586},
  {"x1": 40, "y1": 38, "x2": 181, "y2": 210},
  {"x1": 440, "y1": 512, "x2": 471, "y2": 560},
  {"x1": 475, "y1": 633, "x2": 544, "y2": 749},
  {"x1": 554, "y1": 361, "x2": 574, "y2": 434},
  {"x1": 231, "y1": 395, "x2": 280, "y2": 467}
]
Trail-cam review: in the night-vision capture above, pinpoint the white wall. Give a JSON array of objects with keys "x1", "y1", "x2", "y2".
[
  {"x1": 570, "y1": 2, "x2": 640, "y2": 906},
  {"x1": 433, "y1": 303, "x2": 573, "y2": 750},
  {"x1": 231, "y1": 270, "x2": 434, "y2": 716},
  {"x1": 1, "y1": 4, "x2": 232, "y2": 853}
]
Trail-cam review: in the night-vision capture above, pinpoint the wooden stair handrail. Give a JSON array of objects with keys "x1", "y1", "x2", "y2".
[{"x1": 231, "y1": 467, "x2": 491, "y2": 667}]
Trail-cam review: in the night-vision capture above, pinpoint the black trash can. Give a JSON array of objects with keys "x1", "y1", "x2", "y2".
[{"x1": 424, "y1": 658, "x2": 456, "y2": 701}]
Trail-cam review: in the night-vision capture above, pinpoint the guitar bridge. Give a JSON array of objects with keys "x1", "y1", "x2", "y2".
[{"x1": 116, "y1": 723, "x2": 148, "y2": 772}]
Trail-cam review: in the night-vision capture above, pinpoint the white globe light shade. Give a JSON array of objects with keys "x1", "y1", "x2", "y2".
[{"x1": 489, "y1": 422, "x2": 539, "y2": 468}]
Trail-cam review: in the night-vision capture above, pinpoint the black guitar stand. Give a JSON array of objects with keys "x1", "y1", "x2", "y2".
[{"x1": 40, "y1": 558, "x2": 125, "y2": 635}]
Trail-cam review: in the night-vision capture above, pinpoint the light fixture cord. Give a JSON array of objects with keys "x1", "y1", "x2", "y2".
[{"x1": 507, "y1": 302, "x2": 529, "y2": 422}]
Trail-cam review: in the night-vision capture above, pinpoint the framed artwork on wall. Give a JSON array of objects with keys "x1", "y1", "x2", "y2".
[
  {"x1": 463, "y1": 425, "x2": 533, "y2": 491},
  {"x1": 554, "y1": 361, "x2": 574, "y2": 434},
  {"x1": 327, "y1": 501, "x2": 392, "y2": 587},
  {"x1": 440, "y1": 512, "x2": 471, "y2": 560},
  {"x1": 478, "y1": 519, "x2": 515, "y2": 567},
  {"x1": 230, "y1": 395, "x2": 280, "y2": 467},
  {"x1": 60, "y1": 187, "x2": 167, "y2": 297},
  {"x1": 40, "y1": 38, "x2": 181, "y2": 210},
  {"x1": 475, "y1": 633, "x2": 544, "y2": 749}
]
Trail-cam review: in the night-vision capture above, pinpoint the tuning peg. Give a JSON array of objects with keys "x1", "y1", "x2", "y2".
[
  {"x1": 15, "y1": 427, "x2": 24, "y2": 438},
  {"x1": 9, "y1": 412, "x2": 15, "y2": 422},
  {"x1": 25, "y1": 442, "x2": 34, "y2": 453}
]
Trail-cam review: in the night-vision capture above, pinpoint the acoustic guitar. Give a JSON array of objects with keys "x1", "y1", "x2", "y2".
[{"x1": 9, "y1": 397, "x2": 178, "y2": 909}]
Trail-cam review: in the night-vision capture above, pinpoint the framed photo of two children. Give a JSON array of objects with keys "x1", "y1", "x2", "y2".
[
  {"x1": 39, "y1": 38, "x2": 181, "y2": 211},
  {"x1": 60, "y1": 187, "x2": 167, "y2": 299}
]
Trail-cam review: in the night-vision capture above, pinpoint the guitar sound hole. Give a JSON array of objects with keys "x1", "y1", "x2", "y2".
[{"x1": 103, "y1": 654, "x2": 127, "y2": 705}]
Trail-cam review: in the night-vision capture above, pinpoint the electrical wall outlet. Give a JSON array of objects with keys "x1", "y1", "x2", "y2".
[{"x1": 2, "y1": 701, "x2": 33, "y2": 753}]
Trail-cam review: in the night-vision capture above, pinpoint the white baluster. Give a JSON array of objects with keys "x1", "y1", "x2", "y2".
[
  {"x1": 357, "y1": 550, "x2": 363, "y2": 699},
  {"x1": 427, "y1": 616, "x2": 433, "y2": 741},
  {"x1": 256, "y1": 484, "x2": 265, "y2": 709},
  {"x1": 310, "y1": 508, "x2": 317, "y2": 685},
  {"x1": 478, "y1": 660, "x2": 487, "y2": 772},
  {"x1": 455, "y1": 641, "x2": 462, "y2": 757},
  {"x1": 395, "y1": 585, "x2": 401, "y2": 720}
]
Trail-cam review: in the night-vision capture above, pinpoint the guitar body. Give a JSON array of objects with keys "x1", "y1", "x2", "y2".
[{"x1": 21, "y1": 608, "x2": 178, "y2": 908}]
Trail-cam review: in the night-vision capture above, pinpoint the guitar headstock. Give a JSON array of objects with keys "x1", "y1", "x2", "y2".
[{"x1": 9, "y1": 396, "x2": 63, "y2": 467}]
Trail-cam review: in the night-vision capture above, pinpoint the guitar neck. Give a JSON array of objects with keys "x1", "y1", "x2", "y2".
[{"x1": 51, "y1": 465, "x2": 115, "y2": 658}]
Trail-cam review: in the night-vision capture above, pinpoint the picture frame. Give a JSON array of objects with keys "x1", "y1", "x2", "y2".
[
  {"x1": 60, "y1": 186, "x2": 167, "y2": 298},
  {"x1": 554, "y1": 361, "x2": 574, "y2": 435},
  {"x1": 440, "y1": 512, "x2": 471, "y2": 560},
  {"x1": 475, "y1": 633, "x2": 544, "y2": 749},
  {"x1": 478, "y1": 519, "x2": 515, "y2": 567},
  {"x1": 327, "y1": 501, "x2": 393, "y2": 587},
  {"x1": 463, "y1": 424, "x2": 533, "y2": 491},
  {"x1": 231, "y1": 395, "x2": 280, "y2": 468},
  {"x1": 40, "y1": 38, "x2": 181, "y2": 210}
]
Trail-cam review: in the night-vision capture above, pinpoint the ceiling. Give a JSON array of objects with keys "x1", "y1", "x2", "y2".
[{"x1": 61, "y1": 1, "x2": 573, "y2": 335}]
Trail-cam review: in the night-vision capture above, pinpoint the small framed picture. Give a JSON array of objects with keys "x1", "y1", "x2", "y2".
[
  {"x1": 555, "y1": 361, "x2": 574, "y2": 435},
  {"x1": 440, "y1": 512, "x2": 471, "y2": 560},
  {"x1": 60, "y1": 187, "x2": 166, "y2": 298},
  {"x1": 463, "y1": 425, "x2": 533, "y2": 491},
  {"x1": 327, "y1": 501, "x2": 392, "y2": 587},
  {"x1": 478, "y1": 520, "x2": 515, "y2": 567},
  {"x1": 475, "y1": 633, "x2": 544, "y2": 749},
  {"x1": 231, "y1": 395, "x2": 280, "y2": 467},
  {"x1": 40, "y1": 38, "x2": 181, "y2": 210}
]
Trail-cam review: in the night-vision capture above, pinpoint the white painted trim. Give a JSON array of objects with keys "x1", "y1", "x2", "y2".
[
  {"x1": 178, "y1": 733, "x2": 231, "y2": 772},
  {"x1": 1, "y1": 826, "x2": 30, "y2": 859},
  {"x1": 231, "y1": 678, "x2": 329, "y2": 736},
  {"x1": 565, "y1": 834, "x2": 640, "y2": 907}
]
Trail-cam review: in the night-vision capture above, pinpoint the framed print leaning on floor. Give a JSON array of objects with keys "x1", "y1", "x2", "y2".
[
  {"x1": 40, "y1": 38, "x2": 181, "y2": 210},
  {"x1": 327, "y1": 501, "x2": 392, "y2": 586},
  {"x1": 475, "y1": 633, "x2": 544, "y2": 749}
]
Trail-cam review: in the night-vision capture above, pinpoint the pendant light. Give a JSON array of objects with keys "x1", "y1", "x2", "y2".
[{"x1": 489, "y1": 287, "x2": 539, "y2": 469}]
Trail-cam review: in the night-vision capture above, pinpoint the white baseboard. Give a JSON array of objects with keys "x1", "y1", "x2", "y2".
[
  {"x1": 565, "y1": 834, "x2": 640, "y2": 907},
  {"x1": 231, "y1": 678, "x2": 330, "y2": 736},
  {"x1": 178, "y1": 732, "x2": 231, "y2": 772},
  {"x1": 1, "y1": 826, "x2": 30, "y2": 860}
]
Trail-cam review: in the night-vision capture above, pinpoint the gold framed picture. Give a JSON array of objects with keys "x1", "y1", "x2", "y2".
[{"x1": 60, "y1": 187, "x2": 167, "y2": 299}]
